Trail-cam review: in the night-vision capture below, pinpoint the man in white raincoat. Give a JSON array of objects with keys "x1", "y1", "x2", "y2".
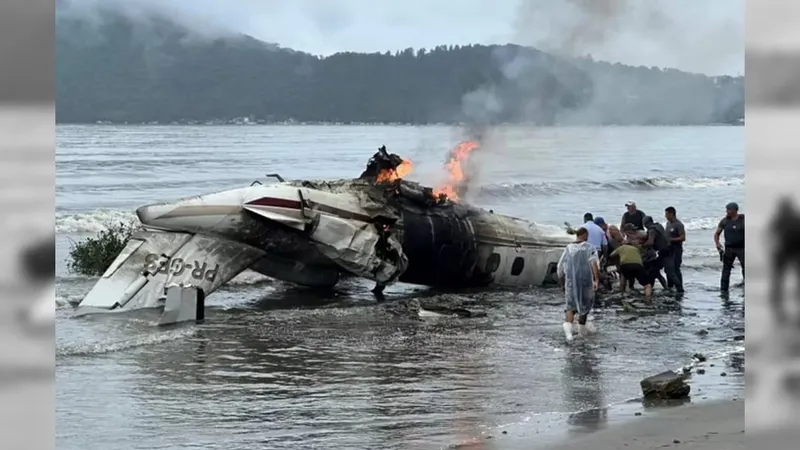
[{"x1": 557, "y1": 227, "x2": 600, "y2": 341}]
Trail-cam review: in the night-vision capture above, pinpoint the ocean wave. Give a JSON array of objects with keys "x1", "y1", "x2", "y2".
[
  {"x1": 478, "y1": 175, "x2": 743, "y2": 198},
  {"x1": 683, "y1": 217, "x2": 722, "y2": 231},
  {"x1": 531, "y1": 217, "x2": 722, "y2": 239},
  {"x1": 56, "y1": 209, "x2": 138, "y2": 233}
]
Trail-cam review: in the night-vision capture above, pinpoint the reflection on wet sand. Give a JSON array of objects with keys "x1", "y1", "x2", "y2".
[
  {"x1": 562, "y1": 345, "x2": 608, "y2": 435},
  {"x1": 127, "y1": 297, "x2": 498, "y2": 448}
]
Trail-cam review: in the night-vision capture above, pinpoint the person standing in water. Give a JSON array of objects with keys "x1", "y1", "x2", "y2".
[
  {"x1": 664, "y1": 206, "x2": 686, "y2": 293},
  {"x1": 557, "y1": 227, "x2": 600, "y2": 342},
  {"x1": 621, "y1": 201, "x2": 646, "y2": 231},
  {"x1": 714, "y1": 202, "x2": 745, "y2": 292}
]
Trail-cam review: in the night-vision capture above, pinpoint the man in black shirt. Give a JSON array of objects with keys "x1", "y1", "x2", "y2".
[
  {"x1": 664, "y1": 206, "x2": 686, "y2": 293},
  {"x1": 621, "y1": 201, "x2": 646, "y2": 231},
  {"x1": 642, "y1": 215, "x2": 669, "y2": 289},
  {"x1": 713, "y1": 202, "x2": 744, "y2": 292}
]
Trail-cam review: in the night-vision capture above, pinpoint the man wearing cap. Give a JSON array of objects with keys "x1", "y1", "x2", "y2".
[
  {"x1": 621, "y1": 201, "x2": 646, "y2": 231},
  {"x1": 713, "y1": 202, "x2": 745, "y2": 292}
]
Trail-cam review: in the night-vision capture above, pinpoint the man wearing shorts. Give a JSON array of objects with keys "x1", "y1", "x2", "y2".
[{"x1": 610, "y1": 242, "x2": 653, "y2": 302}]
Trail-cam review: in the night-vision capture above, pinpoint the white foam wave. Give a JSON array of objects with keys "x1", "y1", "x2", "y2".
[
  {"x1": 56, "y1": 209, "x2": 137, "y2": 233},
  {"x1": 531, "y1": 217, "x2": 721, "y2": 238},
  {"x1": 683, "y1": 217, "x2": 721, "y2": 231},
  {"x1": 531, "y1": 222, "x2": 568, "y2": 237},
  {"x1": 648, "y1": 176, "x2": 743, "y2": 189}
]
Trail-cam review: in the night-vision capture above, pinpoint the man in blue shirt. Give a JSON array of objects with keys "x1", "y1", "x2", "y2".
[{"x1": 581, "y1": 213, "x2": 608, "y2": 254}]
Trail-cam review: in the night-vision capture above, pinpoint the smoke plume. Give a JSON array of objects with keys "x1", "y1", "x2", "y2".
[{"x1": 452, "y1": 0, "x2": 743, "y2": 202}]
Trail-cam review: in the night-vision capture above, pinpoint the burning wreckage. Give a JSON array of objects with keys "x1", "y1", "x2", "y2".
[{"x1": 74, "y1": 143, "x2": 571, "y2": 325}]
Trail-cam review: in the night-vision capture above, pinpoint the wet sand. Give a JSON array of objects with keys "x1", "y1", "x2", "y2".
[{"x1": 542, "y1": 400, "x2": 744, "y2": 450}]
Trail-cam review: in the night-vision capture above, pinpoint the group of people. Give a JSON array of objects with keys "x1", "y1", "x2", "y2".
[{"x1": 556, "y1": 201, "x2": 745, "y2": 342}]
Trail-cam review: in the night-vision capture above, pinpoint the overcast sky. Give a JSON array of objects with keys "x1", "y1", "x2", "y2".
[
  {"x1": 748, "y1": 0, "x2": 800, "y2": 51},
  {"x1": 64, "y1": 0, "x2": 744, "y2": 76}
]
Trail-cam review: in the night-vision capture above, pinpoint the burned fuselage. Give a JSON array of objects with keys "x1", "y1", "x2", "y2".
[
  {"x1": 75, "y1": 165, "x2": 568, "y2": 318},
  {"x1": 136, "y1": 176, "x2": 566, "y2": 290}
]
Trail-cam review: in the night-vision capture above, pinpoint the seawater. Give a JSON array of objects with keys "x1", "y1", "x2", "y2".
[{"x1": 56, "y1": 125, "x2": 744, "y2": 450}]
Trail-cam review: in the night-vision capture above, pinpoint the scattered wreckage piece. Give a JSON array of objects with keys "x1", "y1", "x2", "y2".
[
  {"x1": 383, "y1": 299, "x2": 487, "y2": 320},
  {"x1": 157, "y1": 284, "x2": 205, "y2": 326}
]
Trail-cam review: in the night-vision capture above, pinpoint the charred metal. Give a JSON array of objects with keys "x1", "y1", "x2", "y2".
[{"x1": 74, "y1": 145, "x2": 570, "y2": 325}]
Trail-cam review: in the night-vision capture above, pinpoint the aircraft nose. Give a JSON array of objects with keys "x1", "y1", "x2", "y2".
[{"x1": 136, "y1": 203, "x2": 175, "y2": 227}]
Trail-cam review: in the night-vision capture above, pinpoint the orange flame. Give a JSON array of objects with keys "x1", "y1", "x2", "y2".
[
  {"x1": 433, "y1": 140, "x2": 480, "y2": 202},
  {"x1": 376, "y1": 159, "x2": 414, "y2": 183}
]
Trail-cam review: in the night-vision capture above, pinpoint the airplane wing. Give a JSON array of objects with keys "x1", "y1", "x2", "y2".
[{"x1": 75, "y1": 229, "x2": 266, "y2": 314}]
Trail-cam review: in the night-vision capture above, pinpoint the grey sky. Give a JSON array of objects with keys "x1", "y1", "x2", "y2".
[
  {"x1": 63, "y1": 0, "x2": 744, "y2": 76},
  {"x1": 748, "y1": 0, "x2": 800, "y2": 50}
]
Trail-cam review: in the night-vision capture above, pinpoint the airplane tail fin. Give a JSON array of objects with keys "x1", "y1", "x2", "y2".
[{"x1": 75, "y1": 229, "x2": 265, "y2": 324}]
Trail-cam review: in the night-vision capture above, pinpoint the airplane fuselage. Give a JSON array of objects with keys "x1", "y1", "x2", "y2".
[{"x1": 135, "y1": 179, "x2": 568, "y2": 290}]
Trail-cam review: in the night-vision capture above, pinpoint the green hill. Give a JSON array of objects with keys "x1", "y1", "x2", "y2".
[{"x1": 56, "y1": 6, "x2": 743, "y2": 125}]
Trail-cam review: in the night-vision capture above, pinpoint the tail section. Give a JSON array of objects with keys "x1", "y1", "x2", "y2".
[{"x1": 75, "y1": 230, "x2": 265, "y2": 320}]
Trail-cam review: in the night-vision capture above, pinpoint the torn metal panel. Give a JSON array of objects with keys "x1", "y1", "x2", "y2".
[
  {"x1": 288, "y1": 178, "x2": 401, "y2": 221},
  {"x1": 468, "y1": 210, "x2": 571, "y2": 247},
  {"x1": 308, "y1": 214, "x2": 408, "y2": 284}
]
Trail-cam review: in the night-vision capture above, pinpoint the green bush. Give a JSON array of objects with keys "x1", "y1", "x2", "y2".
[{"x1": 67, "y1": 221, "x2": 139, "y2": 276}]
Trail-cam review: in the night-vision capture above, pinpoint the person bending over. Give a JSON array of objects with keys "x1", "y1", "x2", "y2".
[
  {"x1": 621, "y1": 201, "x2": 646, "y2": 231},
  {"x1": 611, "y1": 242, "x2": 653, "y2": 303},
  {"x1": 641, "y1": 215, "x2": 670, "y2": 290}
]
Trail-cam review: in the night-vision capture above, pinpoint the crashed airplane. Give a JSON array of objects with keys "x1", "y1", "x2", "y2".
[{"x1": 74, "y1": 145, "x2": 571, "y2": 324}]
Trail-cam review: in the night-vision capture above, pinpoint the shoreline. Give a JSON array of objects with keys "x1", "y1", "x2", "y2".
[
  {"x1": 447, "y1": 395, "x2": 745, "y2": 450},
  {"x1": 538, "y1": 399, "x2": 744, "y2": 450},
  {"x1": 449, "y1": 351, "x2": 744, "y2": 450}
]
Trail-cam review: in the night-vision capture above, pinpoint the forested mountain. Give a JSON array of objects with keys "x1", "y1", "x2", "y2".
[{"x1": 56, "y1": 6, "x2": 744, "y2": 125}]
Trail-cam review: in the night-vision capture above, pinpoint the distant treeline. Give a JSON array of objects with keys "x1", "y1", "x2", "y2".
[{"x1": 56, "y1": 8, "x2": 744, "y2": 126}]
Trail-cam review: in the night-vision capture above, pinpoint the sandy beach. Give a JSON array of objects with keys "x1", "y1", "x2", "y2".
[{"x1": 541, "y1": 400, "x2": 744, "y2": 450}]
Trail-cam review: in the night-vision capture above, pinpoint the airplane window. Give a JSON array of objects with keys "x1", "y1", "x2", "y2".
[
  {"x1": 511, "y1": 257, "x2": 525, "y2": 276},
  {"x1": 486, "y1": 253, "x2": 501, "y2": 273},
  {"x1": 542, "y1": 262, "x2": 559, "y2": 285}
]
